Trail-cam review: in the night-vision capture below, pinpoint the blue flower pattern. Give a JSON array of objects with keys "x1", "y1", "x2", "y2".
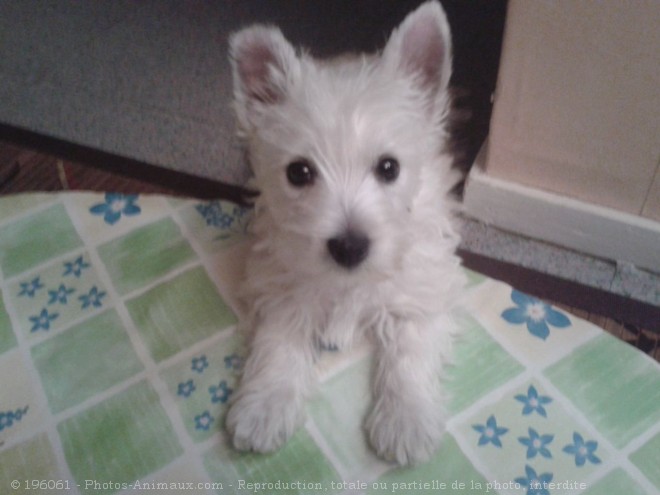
[
  {"x1": 223, "y1": 353, "x2": 243, "y2": 372},
  {"x1": 195, "y1": 411, "x2": 214, "y2": 431},
  {"x1": 90, "y1": 193, "x2": 141, "y2": 225},
  {"x1": 563, "y1": 432, "x2": 601, "y2": 466},
  {"x1": 29, "y1": 308, "x2": 59, "y2": 332},
  {"x1": 209, "y1": 381, "x2": 233, "y2": 404},
  {"x1": 63, "y1": 256, "x2": 90, "y2": 278},
  {"x1": 0, "y1": 406, "x2": 29, "y2": 432},
  {"x1": 196, "y1": 202, "x2": 236, "y2": 229},
  {"x1": 177, "y1": 380, "x2": 196, "y2": 398},
  {"x1": 515, "y1": 465, "x2": 553, "y2": 495},
  {"x1": 473, "y1": 415, "x2": 509, "y2": 448},
  {"x1": 195, "y1": 201, "x2": 249, "y2": 240},
  {"x1": 471, "y1": 384, "x2": 605, "y2": 490},
  {"x1": 48, "y1": 284, "x2": 75, "y2": 305},
  {"x1": 16, "y1": 255, "x2": 107, "y2": 334},
  {"x1": 515, "y1": 385, "x2": 553, "y2": 417},
  {"x1": 79, "y1": 286, "x2": 106, "y2": 309},
  {"x1": 502, "y1": 290, "x2": 571, "y2": 340},
  {"x1": 18, "y1": 277, "x2": 44, "y2": 298},
  {"x1": 191, "y1": 355, "x2": 208, "y2": 373},
  {"x1": 173, "y1": 354, "x2": 244, "y2": 434},
  {"x1": 519, "y1": 428, "x2": 553, "y2": 459}
]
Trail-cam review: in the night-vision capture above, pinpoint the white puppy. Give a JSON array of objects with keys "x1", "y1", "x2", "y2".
[{"x1": 225, "y1": 0, "x2": 465, "y2": 466}]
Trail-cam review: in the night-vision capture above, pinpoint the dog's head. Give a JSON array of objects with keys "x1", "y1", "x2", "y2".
[{"x1": 230, "y1": 1, "x2": 457, "y2": 278}]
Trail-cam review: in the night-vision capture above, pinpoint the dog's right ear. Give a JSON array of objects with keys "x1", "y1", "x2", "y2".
[
  {"x1": 229, "y1": 26, "x2": 300, "y2": 128},
  {"x1": 382, "y1": 1, "x2": 452, "y2": 113}
]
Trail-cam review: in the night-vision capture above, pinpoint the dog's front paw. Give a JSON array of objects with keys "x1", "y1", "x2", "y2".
[
  {"x1": 366, "y1": 400, "x2": 444, "y2": 466},
  {"x1": 226, "y1": 390, "x2": 303, "y2": 453}
]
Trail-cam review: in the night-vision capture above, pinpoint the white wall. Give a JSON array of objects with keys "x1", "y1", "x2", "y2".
[{"x1": 464, "y1": 0, "x2": 660, "y2": 272}]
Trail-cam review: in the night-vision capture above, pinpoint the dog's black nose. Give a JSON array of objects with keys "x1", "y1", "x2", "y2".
[{"x1": 327, "y1": 231, "x2": 370, "y2": 269}]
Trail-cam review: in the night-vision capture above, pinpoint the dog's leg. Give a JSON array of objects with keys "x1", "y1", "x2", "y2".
[
  {"x1": 366, "y1": 315, "x2": 453, "y2": 465},
  {"x1": 226, "y1": 312, "x2": 316, "y2": 453}
]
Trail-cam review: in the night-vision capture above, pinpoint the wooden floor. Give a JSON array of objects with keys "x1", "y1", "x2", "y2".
[{"x1": 1, "y1": 138, "x2": 658, "y2": 361}]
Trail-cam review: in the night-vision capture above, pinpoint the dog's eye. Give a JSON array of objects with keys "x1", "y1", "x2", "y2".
[
  {"x1": 286, "y1": 160, "x2": 316, "y2": 187},
  {"x1": 374, "y1": 156, "x2": 400, "y2": 183}
]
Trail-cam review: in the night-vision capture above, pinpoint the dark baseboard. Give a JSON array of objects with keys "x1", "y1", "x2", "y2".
[{"x1": 0, "y1": 123, "x2": 257, "y2": 205}]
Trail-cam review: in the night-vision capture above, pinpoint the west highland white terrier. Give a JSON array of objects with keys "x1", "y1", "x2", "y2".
[{"x1": 225, "y1": 1, "x2": 465, "y2": 466}]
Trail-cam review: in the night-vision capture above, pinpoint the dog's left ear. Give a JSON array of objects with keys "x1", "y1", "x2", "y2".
[
  {"x1": 382, "y1": 1, "x2": 452, "y2": 97},
  {"x1": 229, "y1": 26, "x2": 300, "y2": 129}
]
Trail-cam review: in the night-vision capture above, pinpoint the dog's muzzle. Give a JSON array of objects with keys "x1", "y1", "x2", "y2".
[{"x1": 327, "y1": 231, "x2": 370, "y2": 269}]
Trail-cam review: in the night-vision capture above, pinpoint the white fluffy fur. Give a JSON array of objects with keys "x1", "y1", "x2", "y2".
[{"x1": 225, "y1": 1, "x2": 465, "y2": 465}]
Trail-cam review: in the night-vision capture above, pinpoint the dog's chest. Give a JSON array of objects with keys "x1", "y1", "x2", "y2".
[{"x1": 313, "y1": 287, "x2": 378, "y2": 351}]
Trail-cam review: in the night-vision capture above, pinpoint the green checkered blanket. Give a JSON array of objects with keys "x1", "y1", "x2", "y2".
[{"x1": 1, "y1": 192, "x2": 658, "y2": 495}]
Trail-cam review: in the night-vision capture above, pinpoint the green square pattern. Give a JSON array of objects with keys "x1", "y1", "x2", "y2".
[
  {"x1": 0, "y1": 193, "x2": 53, "y2": 222},
  {"x1": 9, "y1": 252, "x2": 108, "y2": 339},
  {"x1": 160, "y1": 333, "x2": 245, "y2": 443},
  {"x1": 57, "y1": 380, "x2": 183, "y2": 493},
  {"x1": 446, "y1": 312, "x2": 524, "y2": 414},
  {"x1": 0, "y1": 290, "x2": 17, "y2": 355},
  {"x1": 97, "y1": 217, "x2": 196, "y2": 295},
  {"x1": 0, "y1": 203, "x2": 82, "y2": 278},
  {"x1": 31, "y1": 310, "x2": 144, "y2": 413},
  {"x1": 629, "y1": 431, "x2": 660, "y2": 490},
  {"x1": 1, "y1": 192, "x2": 658, "y2": 495},
  {"x1": 0, "y1": 434, "x2": 61, "y2": 492},
  {"x1": 204, "y1": 429, "x2": 341, "y2": 495},
  {"x1": 309, "y1": 357, "x2": 376, "y2": 478},
  {"x1": 368, "y1": 434, "x2": 490, "y2": 494},
  {"x1": 126, "y1": 266, "x2": 237, "y2": 362},
  {"x1": 546, "y1": 334, "x2": 660, "y2": 448}
]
